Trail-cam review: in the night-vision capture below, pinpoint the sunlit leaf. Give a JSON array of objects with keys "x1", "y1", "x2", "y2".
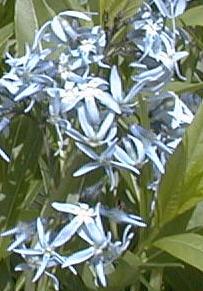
[{"x1": 154, "y1": 233, "x2": 203, "y2": 272}]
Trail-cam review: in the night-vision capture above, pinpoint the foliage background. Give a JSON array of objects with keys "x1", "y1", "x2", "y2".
[{"x1": 1, "y1": 0, "x2": 203, "y2": 290}]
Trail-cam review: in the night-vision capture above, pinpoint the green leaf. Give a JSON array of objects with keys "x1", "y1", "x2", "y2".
[
  {"x1": 181, "y1": 6, "x2": 203, "y2": 27},
  {"x1": 15, "y1": 0, "x2": 39, "y2": 54},
  {"x1": 154, "y1": 233, "x2": 203, "y2": 272},
  {"x1": 157, "y1": 103, "x2": 203, "y2": 227},
  {"x1": 0, "y1": 116, "x2": 43, "y2": 259},
  {"x1": 15, "y1": 0, "x2": 55, "y2": 55},
  {"x1": 0, "y1": 22, "x2": 13, "y2": 50},
  {"x1": 99, "y1": 0, "x2": 143, "y2": 26},
  {"x1": 167, "y1": 81, "x2": 203, "y2": 94}
]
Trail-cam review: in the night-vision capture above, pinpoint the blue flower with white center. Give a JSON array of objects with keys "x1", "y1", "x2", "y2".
[
  {"x1": 65, "y1": 105, "x2": 117, "y2": 147},
  {"x1": 73, "y1": 140, "x2": 140, "y2": 190},
  {"x1": 62, "y1": 223, "x2": 134, "y2": 287},
  {"x1": 69, "y1": 25, "x2": 107, "y2": 70},
  {"x1": 0, "y1": 45, "x2": 55, "y2": 108},
  {"x1": 129, "y1": 3, "x2": 167, "y2": 62},
  {"x1": 114, "y1": 135, "x2": 145, "y2": 168},
  {"x1": 48, "y1": 76, "x2": 121, "y2": 124},
  {"x1": 130, "y1": 124, "x2": 172, "y2": 174},
  {"x1": 110, "y1": 66, "x2": 144, "y2": 115},
  {"x1": 51, "y1": 202, "x2": 105, "y2": 246},
  {"x1": 13, "y1": 218, "x2": 76, "y2": 283},
  {"x1": 157, "y1": 48, "x2": 188, "y2": 80}
]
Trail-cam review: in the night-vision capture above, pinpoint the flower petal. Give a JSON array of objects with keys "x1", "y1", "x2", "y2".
[{"x1": 62, "y1": 247, "x2": 95, "y2": 268}]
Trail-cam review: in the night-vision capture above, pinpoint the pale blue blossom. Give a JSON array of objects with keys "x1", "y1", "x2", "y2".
[
  {"x1": 47, "y1": 76, "x2": 120, "y2": 124},
  {"x1": 168, "y1": 93, "x2": 194, "y2": 129},
  {"x1": 130, "y1": 124, "x2": 172, "y2": 173},
  {"x1": 51, "y1": 202, "x2": 105, "y2": 245},
  {"x1": 62, "y1": 224, "x2": 134, "y2": 287},
  {"x1": 110, "y1": 66, "x2": 144, "y2": 114},
  {"x1": 65, "y1": 105, "x2": 117, "y2": 146},
  {"x1": 13, "y1": 218, "x2": 76, "y2": 283},
  {"x1": 0, "y1": 219, "x2": 44, "y2": 251},
  {"x1": 73, "y1": 141, "x2": 140, "y2": 190},
  {"x1": 153, "y1": 0, "x2": 188, "y2": 18}
]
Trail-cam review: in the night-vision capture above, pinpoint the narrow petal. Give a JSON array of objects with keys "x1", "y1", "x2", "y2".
[
  {"x1": 153, "y1": 0, "x2": 169, "y2": 17},
  {"x1": 84, "y1": 218, "x2": 105, "y2": 245},
  {"x1": 85, "y1": 96, "x2": 100, "y2": 124},
  {"x1": 73, "y1": 162, "x2": 100, "y2": 177},
  {"x1": 62, "y1": 247, "x2": 95, "y2": 268},
  {"x1": 94, "y1": 260, "x2": 107, "y2": 287},
  {"x1": 0, "y1": 148, "x2": 10, "y2": 162},
  {"x1": 111, "y1": 161, "x2": 140, "y2": 175},
  {"x1": 51, "y1": 202, "x2": 79, "y2": 215},
  {"x1": 146, "y1": 146, "x2": 165, "y2": 174},
  {"x1": 51, "y1": 16, "x2": 67, "y2": 42},
  {"x1": 14, "y1": 84, "x2": 41, "y2": 102},
  {"x1": 97, "y1": 112, "x2": 115, "y2": 140},
  {"x1": 77, "y1": 105, "x2": 95, "y2": 138},
  {"x1": 32, "y1": 253, "x2": 50, "y2": 282},
  {"x1": 52, "y1": 216, "x2": 83, "y2": 248},
  {"x1": 110, "y1": 66, "x2": 123, "y2": 102},
  {"x1": 59, "y1": 11, "x2": 92, "y2": 21},
  {"x1": 0, "y1": 227, "x2": 18, "y2": 237},
  {"x1": 75, "y1": 142, "x2": 98, "y2": 160},
  {"x1": 95, "y1": 91, "x2": 121, "y2": 114},
  {"x1": 114, "y1": 145, "x2": 135, "y2": 166},
  {"x1": 94, "y1": 203, "x2": 105, "y2": 237},
  {"x1": 77, "y1": 227, "x2": 94, "y2": 245},
  {"x1": 174, "y1": 0, "x2": 186, "y2": 16},
  {"x1": 45, "y1": 271, "x2": 60, "y2": 291},
  {"x1": 65, "y1": 127, "x2": 86, "y2": 143},
  {"x1": 7, "y1": 235, "x2": 26, "y2": 251},
  {"x1": 13, "y1": 248, "x2": 43, "y2": 256},
  {"x1": 37, "y1": 218, "x2": 46, "y2": 247}
]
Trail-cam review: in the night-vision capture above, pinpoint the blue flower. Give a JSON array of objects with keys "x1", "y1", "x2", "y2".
[
  {"x1": 73, "y1": 140, "x2": 140, "y2": 190},
  {"x1": 13, "y1": 218, "x2": 76, "y2": 283},
  {"x1": 153, "y1": 0, "x2": 187, "y2": 18},
  {"x1": 130, "y1": 124, "x2": 172, "y2": 173},
  {"x1": 62, "y1": 224, "x2": 134, "y2": 287},
  {"x1": 110, "y1": 66, "x2": 144, "y2": 115},
  {"x1": 65, "y1": 105, "x2": 117, "y2": 146},
  {"x1": 47, "y1": 76, "x2": 121, "y2": 124},
  {"x1": 0, "y1": 219, "x2": 45, "y2": 251},
  {"x1": 0, "y1": 45, "x2": 55, "y2": 109},
  {"x1": 51, "y1": 202, "x2": 105, "y2": 245},
  {"x1": 168, "y1": 92, "x2": 194, "y2": 129}
]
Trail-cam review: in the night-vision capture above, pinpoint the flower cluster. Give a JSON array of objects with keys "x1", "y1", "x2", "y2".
[
  {"x1": 0, "y1": 0, "x2": 198, "y2": 288},
  {"x1": 1, "y1": 202, "x2": 145, "y2": 289},
  {"x1": 0, "y1": 2, "x2": 195, "y2": 189}
]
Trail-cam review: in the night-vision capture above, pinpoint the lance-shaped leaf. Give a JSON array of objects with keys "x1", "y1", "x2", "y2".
[
  {"x1": 154, "y1": 233, "x2": 203, "y2": 272},
  {"x1": 157, "y1": 104, "x2": 203, "y2": 227}
]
